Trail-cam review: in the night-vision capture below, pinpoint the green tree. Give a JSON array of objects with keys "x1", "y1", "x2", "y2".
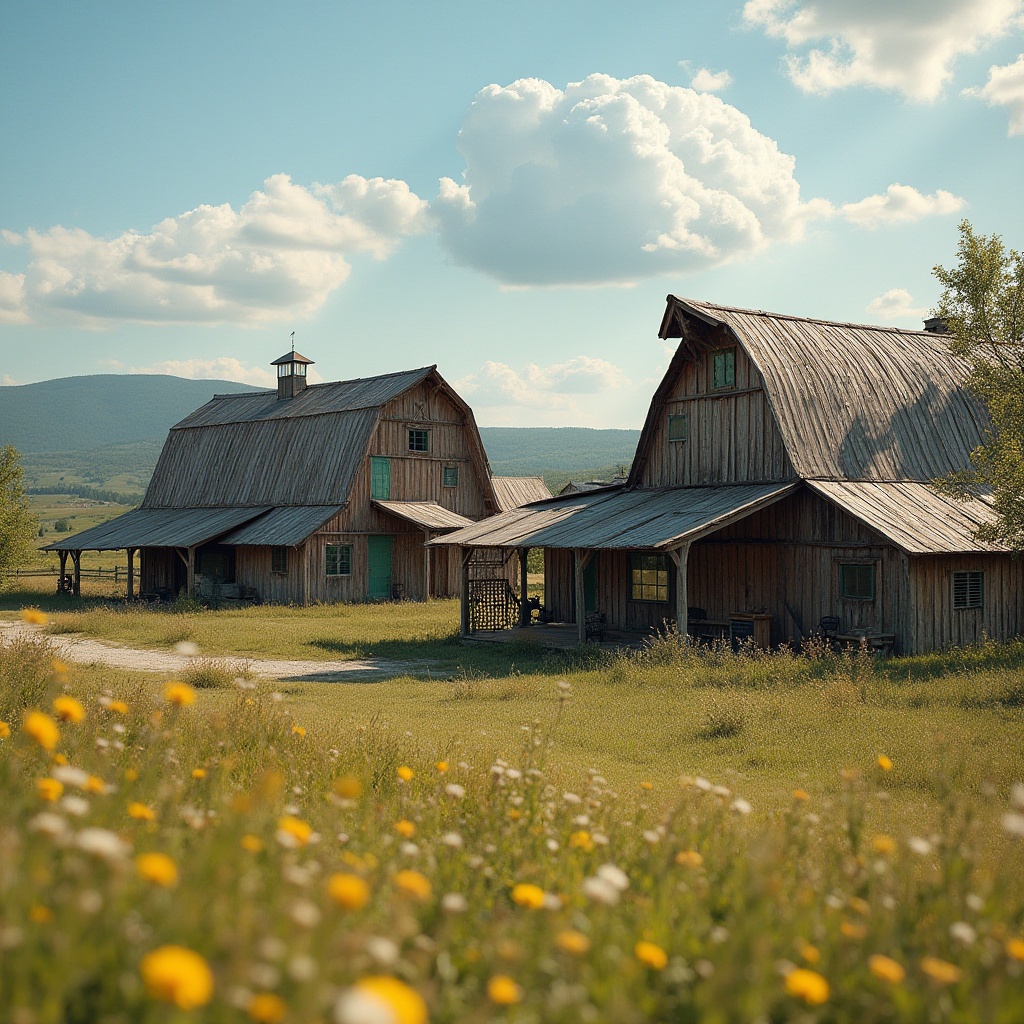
[
  {"x1": 933, "y1": 220, "x2": 1024, "y2": 550},
  {"x1": 0, "y1": 445, "x2": 39, "y2": 582}
]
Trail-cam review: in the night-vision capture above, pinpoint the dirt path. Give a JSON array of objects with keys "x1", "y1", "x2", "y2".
[{"x1": 0, "y1": 621, "x2": 434, "y2": 683}]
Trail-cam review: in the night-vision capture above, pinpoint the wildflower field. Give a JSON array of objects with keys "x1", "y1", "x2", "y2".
[{"x1": 2, "y1": 608, "x2": 1024, "y2": 1021}]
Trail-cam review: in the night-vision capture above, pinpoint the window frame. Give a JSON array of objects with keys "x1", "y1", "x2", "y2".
[
  {"x1": 711, "y1": 347, "x2": 737, "y2": 391},
  {"x1": 952, "y1": 570, "x2": 983, "y2": 610},
  {"x1": 407, "y1": 428, "x2": 430, "y2": 453},
  {"x1": 325, "y1": 543, "x2": 352, "y2": 577},
  {"x1": 839, "y1": 562, "x2": 876, "y2": 601},
  {"x1": 667, "y1": 413, "x2": 688, "y2": 443},
  {"x1": 630, "y1": 553, "x2": 671, "y2": 603},
  {"x1": 443, "y1": 465, "x2": 459, "y2": 488},
  {"x1": 270, "y1": 546, "x2": 288, "y2": 575}
]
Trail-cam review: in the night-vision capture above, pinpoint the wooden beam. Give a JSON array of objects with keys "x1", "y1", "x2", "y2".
[
  {"x1": 187, "y1": 546, "x2": 196, "y2": 596},
  {"x1": 519, "y1": 548, "x2": 530, "y2": 626},
  {"x1": 460, "y1": 547, "x2": 472, "y2": 636},
  {"x1": 71, "y1": 551, "x2": 81, "y2": 598},
  {"x1": 573, "y1": 549, "x2": 595, "y2": 646},
  {"x1": 127, "y1": 548, "x2": 135, "y2": 600},
  {"x1": 667, "y1": 542, "x2": 691, "y2": 640},
  {"x1": 423, "y1": 530, "x2": 432, "y2": 601},
  {"x1": 58, "y1": 550, "x2": 68, "y2": 594}
]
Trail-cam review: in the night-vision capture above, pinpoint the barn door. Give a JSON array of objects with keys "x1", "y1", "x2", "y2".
[
  {"x1": 368, "y1": 536, "x2": 393, "y2": 600},
  {"x1": 370, "y1": 457, "x2": 391, "y2": 500}
]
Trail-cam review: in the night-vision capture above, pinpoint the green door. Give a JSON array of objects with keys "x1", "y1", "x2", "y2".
[
  {"x1": 368, "y1": 536, "x2": 393, "y2": 600},
  {"x1": 583, "y1": 558, "x2": 597, "y2": 613},
  {"x1": 370, "y1": 457, "x2": 391, "y2": 500}
]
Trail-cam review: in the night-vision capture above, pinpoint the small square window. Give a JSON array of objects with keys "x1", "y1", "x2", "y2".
[
  {"x1": 667, "y1": 414, "x2": 688, "y2": 442},
  {"x1": 952, "y1": 570, "x2": 983, "y2": 609},
  {"x1": 408, "y1": 429, "x2": 429, "y2": 453},
  {"x1": 840, "y1": 563, "x2": 875, "y2": 601},
  {"x1": 630, "y1": 554, "x2": 670, "y2": 602},
  {"x1": 271, "y1": 546, "x2": 287, "y2": 574},
  {"x1": 326, "y1": 544, "x2": 352, "y2": 577},
  {"x1": 712, "y1": 348, "x2": 736, "y2": 390},
  {"x1": 443, "y1": 466, "x2": 459, "y2": 487}
]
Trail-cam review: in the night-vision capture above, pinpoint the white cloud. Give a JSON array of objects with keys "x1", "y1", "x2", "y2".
[
  {"x1": 457, "y1": 356, "x2": 626, "y2": 411},
  {"x1": 3, "y1": 174, "x2": 426, "y2": 327},
  {"x1": 433, "y1": 74, "x2": 832, "y2": 286},
  {"x1": 867, "y1": 288, "x2": 929, "y2": 322},
  {"x1": 966, "y1": 53, "x2": 1024, "y2": 134},
  {"x1": 0, "y1": 271, "x2": 28, "y2": 323},
  {"x1": 838, "y1": 184, "x2": 965, "y2": 228},
  {"x1": 690, "y1": 67, "x2": 734, "y2": 92},
  {"x1": 127, "y1": 356, "x2": 322, "y2": 387},
  {"x1": 743, "y1": 0, "x2": 1023, "y2": 100}
]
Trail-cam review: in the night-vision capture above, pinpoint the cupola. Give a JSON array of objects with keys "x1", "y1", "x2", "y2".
[{"x1": 271, "y1": 338, "x2": 314, "y2": 400}]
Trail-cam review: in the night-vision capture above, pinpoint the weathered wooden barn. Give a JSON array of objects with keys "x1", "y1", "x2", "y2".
[
  {"x1": 436, "y1": 297, "x2": 1021, "y2": 655},
  {"x1": 47, "y1": 352, "x2": 549, "y2": 604}
]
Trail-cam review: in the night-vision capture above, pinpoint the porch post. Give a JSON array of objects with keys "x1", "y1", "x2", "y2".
[
  {"x1": 71, "y1": 551, "x2": 82, "y2": 597},
  {"x1": 519, "y1": 548, "x2": 530, "y2": 626},
  {"x1": 460, "y1": 547, "x2": 472, "y2": 636},
  {"x1": 574, "y1": 548, "x2": 594, "y2": 646},
  {"x1": 423, "y1": 530, "x2": 432, "y2": 601},
  {"x1": 187, "y1": 546, "x2": 196, "y2": 596},
  {"x1": 668, "y1": 541, "x2": 691, "y2": 640},
  {"x1": 127, "y1": 548, "x2": 135, "y2": 599},
  {"x1": 58, "y1": 550, "x2": 68, "y2": 593}
]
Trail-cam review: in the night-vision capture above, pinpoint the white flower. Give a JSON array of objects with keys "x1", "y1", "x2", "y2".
[
  {"x1": 60, "y1": 796, "x2": 90, "y2": 817},
  {"x1": 400, "y1": 842, "x2": 419, "y2": 857},
  {"x1": 713, "y1": 785, "x2": 732, "y2": 798},
  {"x1": 174, "y1": 641, "x2": 200, "y2": 656},
  {"x1": 52, "y1": 765, "x2": 90, "y2": 789},
  {"x1": 966, "y1": 893, "x2": 985, "y2": 912},
  {"x1": 505, "y1": 768, "x2": 522, "y2": 781},
  {"x1": 335, "y1": 987, "x2": 397, "y2": 1024},
  {"x1": 582, "y1": 876, "x2": 621, "y2": 906},
  {"x1": 288, "y1": 899, "x2": 320, "y2": 928},
  {"x1": 642, "y1": 829, "x2": 661, "y2": 845},
  {"x1": 1012, "y1": 782, "x2": 1024, "y2": 810},
  {"x1": 563, "y1": 792, "x2": 581, "y2": 804},
  {"x1": 441, "y1": 892, "x2": 468, "y2": 914},
  {"x1": 1002, "y1": 812, "x2": 1024, "y2": 839},
  {"x1": 76, "y1": 827, "x2": 130, "y2": 861},
  {"x1": 28, "y1": 812, "x2": 68, "y2": 838},
  {"x1": 77, "y1": 890, "x2": 103, "y2": 914},
  {"x1": 596, "y1": 863, "x2": 630, "y2": 891},
  {"x1": 249, "y1": 963, "x2": 281, "y2": 989},
  {"x1": 731, "y1": 798, "x2": 753, "y2": 815},
  {"x1": 950, "y1": 921, "x2": 977, "y2": 945},
  {"x1": 908, "y1": 836, "x2": 933, "y2": 855},
  {"x1": 445, "y1": 783, "x2": 466, "y2": 799},
  {"x1": 490, "y1": 765, "x2": 505, "y2": 776},
  {"x1": 693, "y1": 777, "x2": 713, "y2": 792},
  {"x1": 546, "y1": 839, "x2": 559, "y2": 852},
  {"x1": 592, "y1": 832, "x2": 609, "y2": 846},
  {"x1": 573, "y1": 814, "x2": 591, "y2": 827},
  {"x1": 288, "y1": 955, "x2": 318, "y2": 982},
  {"x1": 365, "y1": 936, "x2": 400, "y2": 966},
  {"x1": 440, "y1": 832, "x2": 463, "y2": 849}
]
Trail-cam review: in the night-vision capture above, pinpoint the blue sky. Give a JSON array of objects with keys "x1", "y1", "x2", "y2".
[{"x1": 2, "y1": 1, "x2": 1022, "y2": 427}]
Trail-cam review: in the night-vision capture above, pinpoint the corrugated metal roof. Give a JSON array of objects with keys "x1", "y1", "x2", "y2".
[
  {"x1": 42, "y1": 506, "x2": 271, "y2": 551},
  {"x1": 373, "y1": 501, "x2": 475, "y2": 532},
  {"x1": 492, "y1": 476, "x2": 553, "y2": 511},
  {"x1": 654, "y1": 297, "x2": 988, "y2": 483},
  {"x1": 808, "y1": 480, "x2": 1006, "y2": 554},
  {"x1": 173, "y1": 367, "x2": 435, "y2": 428},
  {"x1": 219, "y1": 506, "x2": 344, "y2": 547},
  {"x1": 433, "y1": 483, "x2": 796, "y2": 550}
]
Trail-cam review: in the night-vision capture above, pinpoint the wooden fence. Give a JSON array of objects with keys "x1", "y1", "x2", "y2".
[{"x1": 14, "y1": 567, "x2": 140, "y2": 583}]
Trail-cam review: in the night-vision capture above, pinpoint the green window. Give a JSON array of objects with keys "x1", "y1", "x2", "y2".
[
  {"x1": 712, "y1": 348, "x2": 736, "y2": 390},
  {"x1": 408, "y1": 428, "x2": 429, "y2": 453},
  {"x1": 443, "y1": 465, "x2": 459, "y2": 487},
  {"x1": 325, "y1": 544, "x2": 352, "y2": 577},
  {"x1": 952, "y1": 570, "x2": 983, "y2": 609},
  {"x1": 631, "y1": 553, "x2": 670, "y2": 603},
  {"x1": 667, "y1": 414, "x2": 688, "y2": 442},
  {"x1": 370, "y1": 456, "x2": 391, "y2": 499},
  {"x1": 840, "y1": 563, "x2": 875, "y2": 601},
  {"x1": 271, "y1": 546, "x2": 287, "y2": 574}
]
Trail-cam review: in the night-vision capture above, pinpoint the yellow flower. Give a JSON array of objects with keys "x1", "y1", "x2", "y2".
[
  {"x1": 869, "y1": 954, "x2": 906, "y2": 984},
  {"x1": 51, "y1": 659, "x2": 68, "y2": 675},
  {"x1": 800, "y1": 944, "x2": 820, "y2": 964},
  {"x1": 23, "y1": 711, "x2": 60, "y2": 752},
  {"x1": 163, "y1": 681, "x2": 196, "y2": 707},
  {"x1": 106, "y1": 699, "x2": 129, "y2": 715},
  {"x1": 37, "y1": 777, "x2": 64, "y2": 802},
  {"x1": 555, "y1": 930, "x2": 591, "y2": 954},
  {"x1": 291, "y1": 724, "x2": 306, "y2": 737},
  {"x1": 52, "y1": 753, "x2": 68, "y2": 765},
  {"x1": 395, "y1": 819, "x2": 416, "y2": 838},
  {"x1": 277, "y1": 816, "x2": 312, "y2": 847},
  {"x1": 124, "y1": 768, "x2": 139, "y2": 782},
  {"x1": 920, "y1": 956, "x2": 962, "y2": 985},
  {"x1": 85, "y1": 775, "x2": 106, "y2": 794},
  {"x1": 635, "y1": 941, "x2": 668, "y2": 970},
  {"x1": 20, "y1": 608, "x2": 48, "y2": 625},
  {"x1": 675, "y1": 849, "x2": 704, "y2": 868},
  {"x1": 511, "y1": 883, "x2": 546, "y2": 909},
  {"x1": 248, "y1": 992, "x2": 288, "y2": 1024},
  {"x1": 871, "y1": 834, "x2": 895, "y2": 855},
  {"x1": 30, "y1": 904, "x2": 53, "y2": 923},
  {"x1": 328, "y1": 872, "x2": 371, "y2": 910},
  {"x1": 136, "y1": 852, "x2": 179, "y2": 887},
  {"x1": 785, "y1": 968, "x2": 830, "y2": 1005},
  {"x1": 841, "y1": 920, "x2": 867, "y2": 940},
  {"x1": 877, "y1": 754, "x2": 893, "y2": 772},
  {"x1": 241, "y1": 834, "x2": 264, "y2": 853},
  {"x1": 128, "y1": 802, "x2": 156, "y2": 822},
  {"x1": 1006, "y1": 937, "x2": 1024, "y2": 961},
  {"x1": 487, "y1": 975, "x2": 523, "y2": 1006},
  {"x1": 192, "y1": 768, "x2": 207, "y2": 779},
  {"x1": 52, "y1": 696, "x2": 85, "y2": 723},
  {"x1": 394, "y1": 869, "x2": 432, "y2": 901},
  {"x1": 334, "y1": 775, "x2": 363, "y2": 799},
  {"x1": 140, "y1": 945, "x2": 214, "y2": 1009},
  {"x1": 0, "y1": 720, "x2": 9, "y2": 739},
  {"x1": 792, "y1": 788, "x2": 810, "y2": 802},
  {"x1": 640, "y1": 780, "x2": 653, "y2": 791},
  {"x1": 435, "y1": 761, "x2": 448, "y2": 773},
  {"x1": 397, "y1": 765, "x2": 414, "y2": 782},
  {"x1": 341, "y1": 977, "x2": 427, "y2": 1024},
  {"x1": 568, "y1": 830, "x2": 594, "y2": 852}
]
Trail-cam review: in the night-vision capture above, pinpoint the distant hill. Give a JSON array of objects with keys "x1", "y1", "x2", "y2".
[{"x1": 1, "y1": 374, "x2": 640, "y2": 499}]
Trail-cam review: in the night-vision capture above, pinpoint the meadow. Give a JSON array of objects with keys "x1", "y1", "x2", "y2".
[{"x1": 2, "y1": 598, "x2": 1024, "y2": 1021}]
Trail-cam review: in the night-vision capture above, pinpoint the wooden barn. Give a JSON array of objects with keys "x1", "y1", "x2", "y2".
[
  {"x1": 436, "y1": 297, "x2": 1022, "y2": 655},
  {"x1": 47, "y1": 351, "x2": 549, "y2": 605}
]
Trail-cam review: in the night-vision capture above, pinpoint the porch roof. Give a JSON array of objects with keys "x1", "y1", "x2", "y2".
[
  {"x1": 218, "y1": 505, "x2": 345, "y2": 547},
  {"x1": 41, "y1": 506, "x2": 272, "y2": 552},
  {"x1": 372, "y1": 501, "x2": 475, "y2": 533},
  {"x1": 431, "y1": 482, "x2": 798, "y2": 551}
]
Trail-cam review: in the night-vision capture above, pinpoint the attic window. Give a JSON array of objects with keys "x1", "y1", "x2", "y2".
[
  {"x1": 271, "y1": 546, "x2": 287, "y2": 574},
  {"x1": 667, "y1": 414, "x2": 688, "y2": 442},
  {"x1": 840, "y1": 563, "x2": 875, "y2": 601},
  {"x1": 952, "y1": 571, "x2": 983, "y2": 609},
  {"x1": 712, "y1": 348, "x2": 736, "y2": 390},
  {"x1": 408, "y1": 429, "x2": 430, "y2": 453},
  {"x1": 443, "y1": 466, "x2": 459, "y2": 487}
]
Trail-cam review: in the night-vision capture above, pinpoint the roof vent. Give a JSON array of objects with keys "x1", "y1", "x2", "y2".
[
  {"x1": 271, "y1": 335, "x2": 315, "y2": 400},
  {"x1": 923, "y1": 316, "x2": 949, "y2": 334}
]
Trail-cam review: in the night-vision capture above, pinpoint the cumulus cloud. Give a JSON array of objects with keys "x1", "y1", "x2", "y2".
[
  {"x1": 867, "y1": 288, "x2": 929, "y2": 322},
  {"x1": 837, "y1": 184, "x2": 965, "y2": 228},
  {"x1": 690, "y1": 67, "x2": 734, "y2": 92},
  {"x1": 457, "y1": 356, "x2": 626, "y2": 411},
  {"x1": 433, "y1": 74, "x2": 834, "y2": 286},
  {"x1": 966, "y1": 53, "x2": 1024, "y2": 134},
  {"x1": 3, "y1": 174, "x2": 427, "y2": 327},
  {"x1": 743, "y1": 0, "x2": 1023, "y2": 100},
  {"x1": 0, "y1": 271, "x2": 28, "y2": 323}
]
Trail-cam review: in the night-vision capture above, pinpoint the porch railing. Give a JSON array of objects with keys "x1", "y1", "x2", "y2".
[{"x1": 468, "y1": 578, "x2": 520, "y2": 632}]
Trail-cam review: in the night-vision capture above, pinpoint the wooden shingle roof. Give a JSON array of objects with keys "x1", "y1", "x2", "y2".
[{"x1": 491, "y1": 476, "x2": 552, "y2": 511}]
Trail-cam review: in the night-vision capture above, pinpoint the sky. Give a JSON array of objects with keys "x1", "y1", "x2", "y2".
[{"x1": 1, "y1": 0, "x2": 1022, "y2": 428}]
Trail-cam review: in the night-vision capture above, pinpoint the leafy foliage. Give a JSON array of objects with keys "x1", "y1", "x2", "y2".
[
  {"x1": 933, "y1": 220, "x2": 1024, "y2": 549},
  {"x1": 0, "y1": 446, "x2": 39, "y2": 582}
]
